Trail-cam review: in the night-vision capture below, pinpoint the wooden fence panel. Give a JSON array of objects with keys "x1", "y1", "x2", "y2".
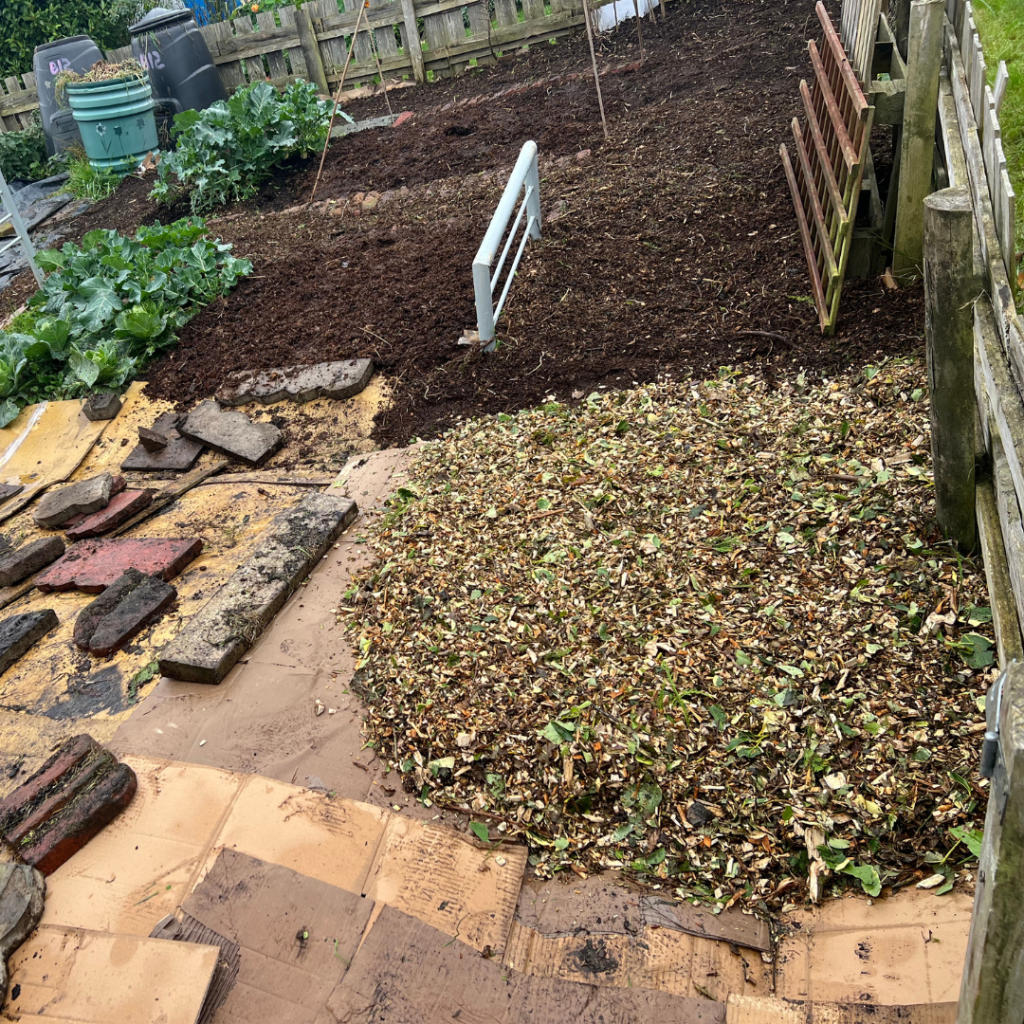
[{"x1": 0, "y1": 74, "x2": 39, "y2": 132}]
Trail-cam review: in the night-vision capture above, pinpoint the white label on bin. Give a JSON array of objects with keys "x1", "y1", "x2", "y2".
[
  {"x1": 139, "y1": 50, "x2": 165, "y2": 70},
  {"x1": 49, "y1": 57, "x2": 72, "y2": 76}
]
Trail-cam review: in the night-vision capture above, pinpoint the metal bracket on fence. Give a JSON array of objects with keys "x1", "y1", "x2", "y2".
[
  {"x1": 980, "y1": 665, "x2": 1008, "y2": 778},
  {"x1": 473, "y1": 140, "x2": 542, "y2": 352},
  {"x1": 0, "y1": 167, "x2": 45, "y2": 289}
]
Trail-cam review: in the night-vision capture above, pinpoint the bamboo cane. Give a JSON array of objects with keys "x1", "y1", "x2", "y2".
[
  {"x1": 582, "y1": 0, "x2": 608, "y2": 140},
  {"x1": 309, "y1": 0, "x2": 371, "y2": 204}
]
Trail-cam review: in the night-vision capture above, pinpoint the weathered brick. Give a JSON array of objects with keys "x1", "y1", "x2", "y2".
[
  {"x1": 138, "y1": 426, "x2": 167, "y2": 451},
  {"x1": 0, "y1": 735, "x2": 97, "y2": 835},
  {"x1": 82, "y1": 392, "x2": 122, "y2": 421},
  {"x1": 18, "y1": 761, "x2": 137, "y2": 876},
  {"x1": 0, "y1": 537, "x2": 66, "y2": 587},
  {"x1": 35, "y1": 538, "x2": 203, "y2": 593},
  {"x1": 216, "y1": 359, "x2": 374, "y2": 407},
  {"x1": 65, "y1": 490, "x2": 153, "y2": 540},
  {"x1": 0, "y1": 609, "x2": 59, "y2": 676},
  {"x1": 0, "y1": 483, "x2": 24, "y2": 504},
  {"x1": 121, "y1": 413, "x2": 204, "y2": 473},
  {"x1": 4, "y1": 747, "x2": 116, "y2": 845},
  {"x1": 33, "y1": 473, "x2": 114, "y2": 529},
  {"x1": 75, "y1": 569, "x2": 176, "y2": 656}
]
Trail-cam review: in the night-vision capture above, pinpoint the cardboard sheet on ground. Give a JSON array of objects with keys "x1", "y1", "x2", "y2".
[
  {"x1": 724, "y1": 994, "x2": 957, "y2": 1023},
  {"x1": 320, "y1": 904, "x2": 726, "y2": 1024},
  {"x1": 774, "y1": 889, "x2": 973, "y2": 1006},
  {"x1": 3, "y1": 924, "x2": 218, "y2": 1023},
  {"x1": 178, "y1": 849, "x2": 375, "y2": 1024},
  {"x1": 0, "y1": 399, "x2": 109, "y2": 523},
  {"x1": 111, "y1": 448, "x2": 420, "y2": 812},
  {"x1": 40, "y1": 757, "x2": 526, "y2": 957}
]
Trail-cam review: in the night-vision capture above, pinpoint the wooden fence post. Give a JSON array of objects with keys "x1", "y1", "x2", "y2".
[
  {"x1": 892, "y1": 0, "x2": 945, "y2": 281},
  {"x1": 923, "y1": 186, "x2": 978, "y2": 550},
  {"x1": 957, "y1": 660, "x2": 1024, "y2": 1024},
  {"x1": 400, "y1": 0, "x2": 425, "y2": 84},
  {"x1": 295, "y1": 5, "x2": 331, "y2": 95}
]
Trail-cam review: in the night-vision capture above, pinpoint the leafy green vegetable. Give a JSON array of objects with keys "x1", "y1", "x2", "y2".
[
  {"x1": 152, "y1": 80, "x2": 333, "y2": 213},
  {"x1": 0, "y1": 216, "x2": 251, "y2": 423}
]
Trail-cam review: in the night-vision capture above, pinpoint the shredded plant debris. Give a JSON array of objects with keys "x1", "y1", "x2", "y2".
[{"x1": 342, "y1": 359, "x2": 992, "y2": 910}]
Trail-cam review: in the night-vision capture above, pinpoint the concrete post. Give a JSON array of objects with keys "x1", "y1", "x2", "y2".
[
  {"x1": 400, "y1": 0, "x2": 425, "y2": 84},
  {"x1": 294, "y1": 6, "x2": 330, "y2": 96},
  {"x1": 892, "y1": 0, "x2": 945, "y2": 281},
  {"x1": 923, "y1": 186, "x2": 978, "y2": 550}
]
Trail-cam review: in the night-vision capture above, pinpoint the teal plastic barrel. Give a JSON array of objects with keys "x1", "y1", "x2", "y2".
[{"x1": 65, "y1": 75, "x2": 159, "y2": 173}]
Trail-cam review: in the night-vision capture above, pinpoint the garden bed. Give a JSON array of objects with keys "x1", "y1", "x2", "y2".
[{"x1": 3, "y1": 0, "x2": 923, "y2": 441}]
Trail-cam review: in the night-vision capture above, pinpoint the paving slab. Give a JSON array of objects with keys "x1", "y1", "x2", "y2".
[
  {"x1": 158, "y1": 493, "x2": 357, "y2": 683},
  {"x1": 33, "y1": 473, "x2": 114, "y2": 529},
  {"x1": 65, "y1": 489, "x2": 153, "y2": 540},
  {"x1": 74, "y1": 570, "x2": 176, "y2": 656},
  {"x1": 0, "y1": 538, "x2": 66, "y2": 587},
  {"x1": 0, "y1": 863, "x2": 45, "y2": 999},
  {"x1": 0, "y1": 483, "x2": 23, "y2": 503},
  {"x1": 81, "y1": 391, "x2": 122, "y2": 421},
  {"x1": 34, "y1": 538, "x2": 202, "y2": 593},
  {"x1": 17, "y1": 760, "x2": 136, "y2": 875},
  {"x1": 179, "y1": 401, "x2": 282, "y2": 466},
  {"x1": 121, "y1": 413, "x2": 204, "y2": 472},
  {"x1": 0, "y1": 609, "x2": 59, "y2": 676},
  {"x1": 216, "y1": 358, "x2": 374, "y2": 406}
]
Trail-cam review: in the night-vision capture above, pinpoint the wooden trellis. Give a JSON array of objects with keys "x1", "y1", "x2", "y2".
[{"x1": 780, "y1": 2, "x2": 874, "y2": 335}]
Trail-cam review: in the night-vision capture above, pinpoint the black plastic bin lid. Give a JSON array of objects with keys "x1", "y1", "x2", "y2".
[
  {"x1": 129, "y1": 7, "x2": 196, "y2": 33},
  {"x1": 34, "y1": 35, "x2": 94, "y2": 54}
]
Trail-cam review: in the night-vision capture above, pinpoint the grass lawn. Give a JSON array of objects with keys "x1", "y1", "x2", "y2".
[{"x1": 972, "y1": 0, "x2": 1023, "y2": 285}]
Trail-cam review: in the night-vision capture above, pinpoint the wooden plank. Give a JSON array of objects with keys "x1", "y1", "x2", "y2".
[
  {"x1": 111, "y1": 460, "x2": 230, "y2": 538},
  {"x1": 780, "y1": 143, "x2": 830, "y2": 333},
  {"x1": 987, "y1": 445, "x2": 1024, "y2": 661},
  {"x1": 956, "y1": 660, "x2": 1024, "y2": 1024},
  {"x1": 816, "y1": 1, "x2": 870, "y2": 114},
  {"x1": 370, "y1": 0, "x2": 401, "y2": 59},
  {"x1": 939, "y1": 68, "x2": 969, "y2": 189},
  {"x1": 209, "y1": 21, "x2": 247, "y2": 90},
  {"x1": 420, "y1": 11, "x2": 579, "y2": 68},
  {"x1": 343, "y1": 0, "x2": 374, "y2": 62},
  {"x1": 212, "y1": 32, "x2": 301, "y2": 66},
  {"x1": 257, "y1": 9, "x2": 292, "y2": 81}
]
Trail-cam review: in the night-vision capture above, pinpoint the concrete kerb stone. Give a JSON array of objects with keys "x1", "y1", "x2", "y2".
[
  {"x1": 0, "y1": 609, "x2": 59, "y2": 676},
  {"x1": 179, "y1": 401, "x2": 283, "y2": 466},
  {"x1": 33, "y1": 473, "x2": 115, "y2": 529},
  {"x1": 159, "y1": 492, "x2": 358, "y2": 684},
  {"x1": 215, "y1": 358, "x2": 374, "y2": 407},
  {"x1": 0, "y1": 537, "x2": 66, "y2": 587}
]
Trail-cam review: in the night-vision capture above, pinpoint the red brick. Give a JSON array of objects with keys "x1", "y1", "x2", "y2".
[
  {"x1": 19, "y1": 761, "x2": 137, "y2": 876},
  {"x1": 393, "y1": 110, "x2": 414, "y2": 128},
  {"x1": 0, "y1": 735, "x2": 97, "y2": 835},
  {"x1": 34, "y1": 538, "x2": 203, "y2": 593},
  {"x1": 4, "y1": 748, "x2": 116, "y2": 845},
  {"x1": 65, "y1": 490, "x2": 153, "y2": 540}
]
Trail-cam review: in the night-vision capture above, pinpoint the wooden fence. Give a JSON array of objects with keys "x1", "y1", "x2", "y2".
[
  {"x1": 0, "y1": 0, "x2": 617, "y2": 132},
  {"x1": 934, "y1": 0, "x2": 1024, "y2": 1018}
]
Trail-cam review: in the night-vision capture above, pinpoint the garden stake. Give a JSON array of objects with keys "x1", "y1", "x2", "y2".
[
  {"x1": 310, "y1": 0, "x2": 372, "y2": 204},
  {"x1": 582, "y1": 0, "x2": 608, "y2": 140},
  {"x1": 632, "y1": 0, "x2": 644, "y2": 63}
]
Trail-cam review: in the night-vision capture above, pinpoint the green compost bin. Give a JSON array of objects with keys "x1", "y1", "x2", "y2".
[{"x1": 65, "y1": 74, "x2": 159, "y2": 173}]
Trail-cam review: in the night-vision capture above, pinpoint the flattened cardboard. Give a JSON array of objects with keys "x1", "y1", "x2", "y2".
[
  {"x1": 0, "y1": 400, "x2": 109, "y2": 524},
  {"x1": 516, "y1": 874, "x2": 771, "y2": 952},
  {"x1": 724, "y1": 995, "x2": 958, "y2": 1023},
  {"x1": 179, "y1": 849, "x2": 375, "y2": 1024},
  {"x1": 203, "y1": 775, "x2": 387, "y2": 898},
  {"x1": 3, "y1": 924, "x2": 218, "y2": 1024},
  {"x1": 320, "y1": 904, "x2": 727, "y2": 1024},
  {"x1": 774, "y1": 890, "x2": 973, "y2": 1006},
  {"x1": 42, "y1": 757, "x2": 525, "y2": 958},
  {"x1": 362, "y1": 812, "x2": 527, "y2": 956},
  {"x1": 504, "y1": 918, "x2": 772, "y2": 1001}
]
